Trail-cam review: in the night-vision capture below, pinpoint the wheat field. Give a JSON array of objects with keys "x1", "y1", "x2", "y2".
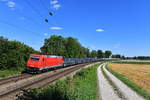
[{"x1": 109, "y1": 63, "x2": 150, "y2": 92}]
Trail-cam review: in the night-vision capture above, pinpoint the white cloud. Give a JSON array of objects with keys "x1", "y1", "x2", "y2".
[
  {"x1": 52, "y1": 4, "x2": 61, "y2": 10},
  {"x1": 113, "y1": 43, "x2": 120, "y2": 49},
  {"x1": 50, "y1": 0, "x2": 61, "y2": 10},
  {"x1": 44, "y1": 33, "x2": 48, "y2": 36},
  {"x1": 7, "y1": 1, "x2": 15, "y2": 8},
  {"x1": 50, "y1": 26, "x2": 63, "y2": 30},
  {"x1": 96, "y1": 29, "x2": 104, "y2": 32},
  {"x1": 50, "y1": 0, "x2": 58, "y2": 5}
]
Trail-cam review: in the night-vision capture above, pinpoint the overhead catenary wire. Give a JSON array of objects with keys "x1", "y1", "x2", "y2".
[
  {"x1": 39, "y1": 0, "x2": 54, "y2": 17},
  {"x1": 0, "y1": 0, "x2": 50, "y2": 38},
  {"x1": 0, "y1": 20, "x2": 44, "y2": 50},
  {"x1": 39, "y1": 0, "x2": 53, "y2": 16},
  {"x1": 0, "y1": 0, "x2": 42, "y2": 27},
  {"x1": 39, "y1": 0, "x2": 62, "y2": 26},
  {"x1": 39, "y1": 0, "x2": 60, "y2": 26},
  {"x1": 0, "y1": 20, "x2": 42, "y2": 36},
  {"x1": 12, "y1": 0, "x2": 55, "y2": 35},
  {"x1": 14, "y1": 10, "x2": 40, "y2": 26},
  {"x1": 0, "y1": 0, "x2": 59, "y2": 37},
  {"x1": 39, "y1": 0, "x2": 50, "y2": 13},
  {"x1": 23, "y1": 0, "x2": 46, "y2": 20},
  {"x1": 24, "y1": 0, "x2": 56, "y2": 26},
  {"x1": 23, "y1": 0, "x2": 62, "y2": 27}
]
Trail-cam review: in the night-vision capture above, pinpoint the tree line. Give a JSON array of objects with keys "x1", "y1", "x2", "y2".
[
  {"x1": 40, "y1": 35, "x2": 112, "y2": 58},
  {"x1": 133, "y1": 56, "x2": 150, "y2": 60},
  {"x1": 119, "y1": 56, "x2": 150, "y2": 60},
  {"x1": 0, "y1": 35, "x2": 114, "y2": 70},
  {"x1": 112, "y1": 54, "x2": 125, "y2": 59}
]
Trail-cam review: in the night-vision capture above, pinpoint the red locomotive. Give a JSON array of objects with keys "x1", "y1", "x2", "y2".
[{"x1": 26, "y1": 54, "x2": 63, "y2": 73}]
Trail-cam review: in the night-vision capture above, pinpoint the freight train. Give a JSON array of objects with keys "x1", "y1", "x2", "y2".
[{"x1": 26, "y1": 54, "x2": 118, "y2": 73}]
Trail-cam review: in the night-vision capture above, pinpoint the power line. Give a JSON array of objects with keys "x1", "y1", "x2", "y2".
[
  {"x1": 24, "y1": 0, "x2": 46, "y2": 20},
  {"x1": 40, "y1": 0, "x2": 62, "y2": 28},
  {"x1": 14, "y1": 0, "x2": 39, "y2": 25},
  {"x1": 39, "y1": 0, "x2": 55, "y2": 20},
  {"x1": 24, "y1": 0, "x2": 56, "y2": 26},
  {"x1": 39, "y1": 0, "x2": 50, "y2": 13},
  {"x1": 14, "y1": 10, "x2": 40, "y2": 25},
  {"x1": 39, "y1": 0, "x2": 54, "y2": 17},
  {"x1": 0, "y1": 21, "x2": 45, "y2": 49},
  {"x1": 0, "y1": 0, "x2": 46, "y2": 36},
  {"x1": 39, "y1": 0, "x2": 62, "y2": 27},
  {"x1": 16, "y1": 0, "x2": 61, "y2": 28},
  {"x1": 0, "y1": 0, "x2": 41, "y2": 27},
  {"x1": 0, "y1": 20, "x2": 42, "y2": 36}
]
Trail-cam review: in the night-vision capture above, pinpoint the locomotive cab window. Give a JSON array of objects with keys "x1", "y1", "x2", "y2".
[{"x1": 30, "y1": 56, "x2": 40, "y2": 61}]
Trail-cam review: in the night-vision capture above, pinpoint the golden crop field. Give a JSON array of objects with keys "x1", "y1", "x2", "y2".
[
  {"x1": 109, "y1": 63, "x2": 150, "y2": 92},
  {"x1": 121, "y1": 60, "x2": 150, "y2": 62}
]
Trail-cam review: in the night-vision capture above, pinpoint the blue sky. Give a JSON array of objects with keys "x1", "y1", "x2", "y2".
[{"x1": 0, "y1": 0, "x2": 150, "y2": 57}]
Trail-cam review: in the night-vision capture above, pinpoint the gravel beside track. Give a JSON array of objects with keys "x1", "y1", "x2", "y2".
[
  {"x1": 98, "y1": 63, "x2": 144, "y2": 100},
  {"x1": 0, "y1": 63, "x2": 95, "y2": 100},
  {"x1": 0, "y1": 74, "x2": 32, "y2": 86}
]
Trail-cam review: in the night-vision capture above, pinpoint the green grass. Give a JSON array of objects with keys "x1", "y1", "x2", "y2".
[
  {"x1": 106, "y1": 64, "x2": 150, "y2": 100},
  {"x1": 16, "y1": 63, "x2": 101, "y2": 100},
  {"x1": 112, "y1": 61, "x2": 150, "y2": 65},
  {"x1": 0, "y1": 68, "x2": 24, "y2": 78}
]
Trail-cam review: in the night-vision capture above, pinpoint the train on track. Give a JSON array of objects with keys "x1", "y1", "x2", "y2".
[{"x1": 26, "y1": 54, "x2": 119, "y2": 73}]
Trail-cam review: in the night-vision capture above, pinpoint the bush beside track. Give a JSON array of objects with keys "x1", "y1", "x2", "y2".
[
  {"x1": 106, "y1": 64, "x2": 150, "y2": 99},
  {"x1": 0, "y1": 68, "x2": 24, "y2": 78},
  {"x1": 16, "y1": 63, "x2": 101, "y2": 100},
  {"x1": 0, "y1": 36, "x2": 39, "y2": 78}
]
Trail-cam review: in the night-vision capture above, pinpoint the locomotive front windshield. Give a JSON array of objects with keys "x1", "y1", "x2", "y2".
[{"x1": 30, "y1": 56, "x2": 40, "y2": 61}]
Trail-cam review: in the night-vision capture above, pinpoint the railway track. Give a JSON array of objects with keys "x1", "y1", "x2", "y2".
[
  {"x1": 0, "y1": 74, "x2": 32, "y2": 86},
  {"x1": 0, "y1": 67, "x2": 66, "y2": 86},
  {"x1": 0, "y1": 63, "x2": 93, "y2": 100},
  {"x1": 0, "y1": 66, "x2": 75, "y2": 87}
]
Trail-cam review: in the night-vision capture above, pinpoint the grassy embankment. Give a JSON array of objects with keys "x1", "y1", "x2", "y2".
[
  {"x1": 0, "y1": 68, "x2": 24, "y2": 78},
  {"x1": 106, "y1": 64, "x2": 150, "y2": 99},
  {"x1": 16, "y1": 63, "x2": 101, "y2": 100},
  {"x1": 112, "y1": 61, "x2": 150, "y2": 65}
]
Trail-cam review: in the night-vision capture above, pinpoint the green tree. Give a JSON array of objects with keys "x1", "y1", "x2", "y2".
[
  {"x1": 112, "y1": 54, "x2": 121, "y2": 58},
  {"x1": 41, "y1": 35, "x2": 86, "y2": 58},
  {"x1": 40, "y1": 35, "x2": 67, "y2": 57},
  {"x1": 133, "y1": 56, "x2": 137, "y2": 59},
  {"x1": 65, "y1": 37, "x2": 81, "y2": 58},
  {"x1": 97, "y1": 50, "x2": 103, "y2": 58},
  {"x1": 84, "y1": 48, "x2": 90, "y2": 58},
  {"x1": 121, "y1": 55, "x2": 125, "y2": 59},
  {"x1": 104, "y1": 50, "x2": 112, "y2": 58},
  {"x1": 90, "y1": 50, "x2": 97, "y2": 58},
  {"x1": 111, "y1": 55, "x2": 116, "y2": 58},
  {"x1": 0, "y1": 36, "x2": 39, "y2": 70}
]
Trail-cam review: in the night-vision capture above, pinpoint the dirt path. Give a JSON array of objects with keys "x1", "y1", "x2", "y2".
[
  {"x1": 97, "y1": 64, "x2": 121, "y2": 100},
  {"x1": 97, "y1": 63, "x2": 144, "y2": 100}
]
